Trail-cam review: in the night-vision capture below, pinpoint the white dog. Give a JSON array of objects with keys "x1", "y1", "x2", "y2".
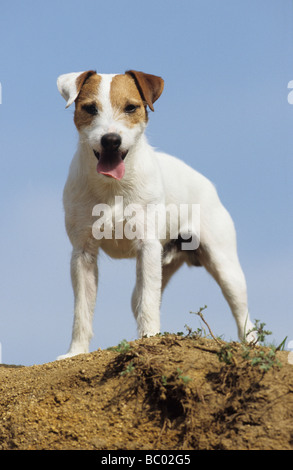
[{"x1": 57, "y1": 69, "x2": 255, "y2": 359}]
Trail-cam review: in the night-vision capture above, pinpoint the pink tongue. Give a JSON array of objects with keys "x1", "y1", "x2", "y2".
[{"x1": 97, "y1": 155, "x2": 125, "y2": 180}]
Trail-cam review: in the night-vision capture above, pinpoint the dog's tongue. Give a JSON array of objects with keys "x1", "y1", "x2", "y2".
[{"x1": 97, "y1": 153, "x2": 125, "y2": 180}]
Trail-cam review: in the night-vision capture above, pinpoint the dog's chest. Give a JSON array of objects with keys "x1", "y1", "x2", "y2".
[{"x1": 92, "y1": 199, "x2": 147, "y2": 258}]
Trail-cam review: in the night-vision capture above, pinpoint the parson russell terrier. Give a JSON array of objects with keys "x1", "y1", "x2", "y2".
[{"x1": 56, "y1": 69, "x2": 256, "y2": 359}]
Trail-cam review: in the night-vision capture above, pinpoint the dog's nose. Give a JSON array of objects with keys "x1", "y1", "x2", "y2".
[{"x1": 101, "y1": 133, "x2": 122, "y2": 151}]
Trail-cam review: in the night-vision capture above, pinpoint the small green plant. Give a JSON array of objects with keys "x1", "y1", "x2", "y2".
[
  {"x1": 217, "y1": 343, "x2": 237, "y2": 366},
  {"x1": 242, "y1": 319, "x2": 283, "y2": 371},
  {"x1": 246, "y1": 319, "x2": 272, "y2": 345},
  {"x1": 232, "y1": 321, "x2": 283, "y2": 371},
  {"x1": 160, "y1": 369, "x2": 191, "y2": 390},
  {"x1": 161, "y1": 375, "x2": 168, "y2": 386},
  {"x1": 184, "y1": 323, "x2": 205, "y2": 339},
  {"x1": 176, "y1": 368, "x2": 192, "y2": 385},
  {"x1": 108, "y1": 339, "x2": 132, "y2": 354},
  {"x1": 189, "y1": 305, "x2": 223, "y2": 344},
  {"x1": 189, "y1": 309, "x2": 284, "y2": 373},
  {"x1": 249, "y1": 348, "x2": 282, "y2": 372},
  {"x1": 120, "y1": 360, "x2": 135, "y2": 376}
]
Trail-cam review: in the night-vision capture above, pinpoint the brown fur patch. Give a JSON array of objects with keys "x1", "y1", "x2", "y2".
[
  {"x1": 74, "y1": 74, "x2": 102, "y2": 130},
  {"x1": 126, "y1": 70, "x2": 164, "y2": 112},
  {"x1": 110, "y1": 74, "x2": 148, "y2": 127}
]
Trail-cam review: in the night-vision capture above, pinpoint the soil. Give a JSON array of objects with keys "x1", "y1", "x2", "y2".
[{"x1": 0, "y1": 334, "x2": 293, "y2": 450}]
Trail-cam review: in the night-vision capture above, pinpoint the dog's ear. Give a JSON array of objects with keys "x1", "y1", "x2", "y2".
[
  {"x1": 57, "y1": 70, "x2": 96, "y2": 108},
  {"x1": 125, "y1": 70, "x2": 164, "y2": 112}
]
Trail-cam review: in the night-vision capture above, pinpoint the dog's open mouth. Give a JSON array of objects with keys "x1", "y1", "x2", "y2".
[{"x1": 94, "y1": 150, "x2": 128, "y2": 180}]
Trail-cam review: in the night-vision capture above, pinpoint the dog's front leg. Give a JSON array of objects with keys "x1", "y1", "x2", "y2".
[
  {"x1": 57, "y1": 248, "x2": 98, "y2": 360},
  {"x1": 132, "y1": 239, "x2": 162, "y2": 338}
]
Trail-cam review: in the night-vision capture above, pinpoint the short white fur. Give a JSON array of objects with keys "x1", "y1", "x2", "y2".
[{"x1": 57, "y1": 70, "x2": 256, "y2": 360}]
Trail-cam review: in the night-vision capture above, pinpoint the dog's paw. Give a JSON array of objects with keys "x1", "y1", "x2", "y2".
[
  {"x1": 242, "y1": 323, "x2": 259, "y2": 345},
  {"x1": 56, "y1": 353, "x2": 74, "y2": 361},
  {"x1": 245, "y1": 330, "x2": 258, "y2": 345},
  {"x1": 56, "y1": 350, "x2": 87, "y2": 361}
]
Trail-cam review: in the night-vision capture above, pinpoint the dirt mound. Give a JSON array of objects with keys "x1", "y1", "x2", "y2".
[{"x1": 0, "y1": 335, "x2": 293, "y2": 450}]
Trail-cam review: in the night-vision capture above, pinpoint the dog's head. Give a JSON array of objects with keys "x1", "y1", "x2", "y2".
[{"x1": 57, "y1": 70, "x2": 164, "y2": 180}]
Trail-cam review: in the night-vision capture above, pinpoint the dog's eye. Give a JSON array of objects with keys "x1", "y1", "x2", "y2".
[
  {"x1": 124, "y1": 104, "x2": 139, "y2": 114},
  {"x1": 82, "y1": 104, "x2": 98, "y2": 115}
]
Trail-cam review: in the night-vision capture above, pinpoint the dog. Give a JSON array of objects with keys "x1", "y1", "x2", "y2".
[{"x1": 56, "y1": 69, "x2": 255, "y2": 359}]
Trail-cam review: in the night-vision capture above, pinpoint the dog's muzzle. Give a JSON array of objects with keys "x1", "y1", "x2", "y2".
[{"x1": 94, "y1": 133, "x2": 128, "y2": 181}]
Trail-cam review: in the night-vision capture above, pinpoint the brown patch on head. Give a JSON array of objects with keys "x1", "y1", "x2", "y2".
[
  {"x1": 110, "y1": 74, "x2": 148, "y2": 128},
  {"x1": 74, "y1": 73, "x2": 102, "y2": 130},
  {"x1": 125, "y1": 70, "x2": 164, "y2": 112}
]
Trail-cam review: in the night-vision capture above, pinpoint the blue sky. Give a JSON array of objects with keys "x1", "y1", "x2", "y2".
[{"x1": 0, "y1": 0, "x2": 293, "y2": 365}]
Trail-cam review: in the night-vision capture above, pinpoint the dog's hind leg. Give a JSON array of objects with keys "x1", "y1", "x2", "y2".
[
  {"x1": 199, "y1": 236, "x2": 256, "y2": 343},
  {"x1": 194, "y1": 200, "x2": 256, "y2": 343},
  {"x1": 57, "y1": 248, "x2": 98, "y2": 359}
]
